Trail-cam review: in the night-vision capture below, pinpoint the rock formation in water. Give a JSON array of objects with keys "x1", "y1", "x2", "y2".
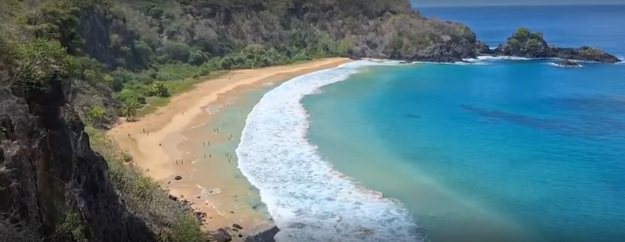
[{"x1": 489, "y1": 27, "x2": 621, "y2": 63}]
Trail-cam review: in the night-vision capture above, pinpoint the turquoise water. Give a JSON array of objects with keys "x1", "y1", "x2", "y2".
[
  {"x1": 300, "y1": 5, "x2": 625, "y2": 242},
  {"x1": 305, "y1": 60, "x2": 625, "y2": 242},
  {"x1": 237, "y1": 5, "x2": 625, "y2": 242}
]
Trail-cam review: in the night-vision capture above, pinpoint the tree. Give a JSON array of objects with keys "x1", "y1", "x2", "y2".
[
  {"x1": 117, "y1": 88, "x2": 140, "y2": 104},
  {"x1": 188, "y1": 50, "x2": 208, "y2": 65},
  {"x1": 121, "y1": 99, "x2": 141, "y2": 121},
  {"x1": 132, "y1": 40, "x2": 153, "y2": 67},
  {"x1": 162, "y1": 41, "x2": 191, "y2": 63}
]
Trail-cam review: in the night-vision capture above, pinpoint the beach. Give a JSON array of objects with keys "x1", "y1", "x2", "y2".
[{"x1": 107, "y1": 58, "x2": 351, "y2": 237}]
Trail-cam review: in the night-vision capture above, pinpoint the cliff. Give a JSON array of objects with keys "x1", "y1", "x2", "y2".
[{"x1": 0, "y1": 66, "x2": 155, "y2": 240}]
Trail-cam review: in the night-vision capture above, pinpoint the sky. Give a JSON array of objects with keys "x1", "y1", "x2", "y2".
[{"x1": 411, "y1": 0, "x2": 625, "y2": 7}]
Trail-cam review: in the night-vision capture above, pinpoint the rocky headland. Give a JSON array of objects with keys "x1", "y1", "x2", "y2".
[{"x1": 479, "y1": 27, "x2": 621, "y2": 63}]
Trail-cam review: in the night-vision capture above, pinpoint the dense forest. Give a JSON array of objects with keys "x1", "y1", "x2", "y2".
[
  {"x1": 1, "y1": 0, "x2": 481, "y2": 125},
  {"x1": 0, "y1": 0, "x2": 483, "y2": 241}
]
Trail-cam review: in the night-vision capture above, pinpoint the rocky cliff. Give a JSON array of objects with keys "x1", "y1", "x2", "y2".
[{"x1": 0, "y1": 65, "x2": 155, "y2": 241}]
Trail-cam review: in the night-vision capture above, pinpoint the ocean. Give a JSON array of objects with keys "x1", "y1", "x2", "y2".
[{"x1": 237, "y1": 5, "x2": 625, "y2": 242}]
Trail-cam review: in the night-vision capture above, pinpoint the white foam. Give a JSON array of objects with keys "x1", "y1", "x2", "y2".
[
  {"x1": 548, "y1": 62, "x2": 583, "y2": 68},
  {"x1": 236, "y1": 61, "x2": 424, "y2": 242},
  {"x1": 474, "y1": 55, "x2": 532, "y2": 61}
]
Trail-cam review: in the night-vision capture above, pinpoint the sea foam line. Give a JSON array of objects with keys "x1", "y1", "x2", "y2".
[{"x1": 236, "y1": 61, "x2": 424, "y2": 242}]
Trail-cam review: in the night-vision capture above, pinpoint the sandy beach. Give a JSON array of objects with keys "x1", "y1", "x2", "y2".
[{"x1": 108, "y1": 58, "x2": 351, "y2": 237}]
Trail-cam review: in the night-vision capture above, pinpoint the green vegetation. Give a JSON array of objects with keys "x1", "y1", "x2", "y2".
[
  {"x1": 1, "y1": 0, "x2": 476, "y2": 121},
  {"x1": 55, "y1": 211, "x2": 87, "y2": 242},
  {"x1": 0, "y1": 1, "x2": 480, "y2": 240},
  {"x1": 12, "y1": 39, "x2": 74, "y2": 93},
  {"x1": 85, "y1": 127, "x2": 206, "y2": 242},
  {"x1": 85, "y1": 105, "x2": 108, "y2": 126},
  {"x1": 501, "y1": 27, "x2": 550, "y2": 57}
]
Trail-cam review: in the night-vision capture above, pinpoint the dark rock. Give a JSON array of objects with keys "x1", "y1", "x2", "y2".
[
  {"x1": 411, "y1": 43, "x2": 472, "y2": 62},
  {"x1": 244, "y1": 226, "x2": 280, "y2": 242},
  {"x1": 168, "y1": 194, "x2": 178, "y2": 202},
  {"x1": 0, "y1": 76, "x2": 155, "y2": 241},
  {"x1": 554, "y1": 59, "x2": 581, "y2": 68},
  {"x1": 174, "y1": 175, "x2": 182, "y2": 180},
  {"x1": 494, "y1": 28, "x2": 621, "y2": 63},
  {"x1": 475, "y1": 41, "x2": 494, "y2": 55},
  {"x1": 209, "y1": 228, "x2": 232, "y2": 242},
  {"x1": 233, "y1": 223, "x2": 243, "y2": 230},
  {"x1": 555, "y1": 46, "x2": 620, "y2": 63},
  {"x1": 193, "y1": 211, "x2": 207, "y2": 223}
]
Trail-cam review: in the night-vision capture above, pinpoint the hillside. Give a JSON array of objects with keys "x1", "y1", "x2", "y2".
[
  {"x1": 2, "y1": 0, "x2": 482, "y2": 241},
  {"x1": 0, "y1": 0, "x2": 483, "y2": 128}
]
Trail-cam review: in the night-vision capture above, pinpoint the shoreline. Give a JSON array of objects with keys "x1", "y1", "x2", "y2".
[{"x1": 107, "y1": 58, "x2": 351, "y2": 238}]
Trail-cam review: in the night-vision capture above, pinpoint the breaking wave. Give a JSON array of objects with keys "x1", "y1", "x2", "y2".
[{"x1": 236, "y1": 61, "x2": 424, "y2": 242}]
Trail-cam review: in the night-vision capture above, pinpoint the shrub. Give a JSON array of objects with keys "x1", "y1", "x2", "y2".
[
  {"x1": 122, "y1": 152, "x2": 133, "y2": 163},
  {"x1": 146, "y1": 82, "x2": 170, "y2": 97},
  {"x1": 117, "y1": 88, "x2": 140, "y2": 104},
  {"x1": 162, "y1": 214, "x2": 205, "y2": 242},
  {"x1": 85, "y1": 127, "x2": 207, "y2": 242},
  {"x1": 85, "y1": 105, "x2": 107, "y2": 126},
  {"x1": 13, "y1": 39, "x2": 74, "y2": 93},
  {"x1": 55, "y1": 211, "x2": 87, "y2": 242}
]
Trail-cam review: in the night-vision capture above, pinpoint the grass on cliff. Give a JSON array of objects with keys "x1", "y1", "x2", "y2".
[{"x1": 85, "y1": 127, "x2": 205, "y2": 242}]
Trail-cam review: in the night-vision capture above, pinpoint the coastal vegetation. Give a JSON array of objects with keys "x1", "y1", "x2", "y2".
[
  {"x1": 2, "y1": 0, "x2": 482, "y2": 124},
  {"x1": 1, "y1": 0, "x2": 472, "y2": 240},
  {"x1": 85, "y1": 127, "x2": 206, "y2": 242},
  {"x1": 0, "y1": 0, "x2": 621, "y2": 241}
]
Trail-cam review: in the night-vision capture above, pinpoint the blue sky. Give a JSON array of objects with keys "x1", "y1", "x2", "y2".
[{"x1": 411, "y1": 0, "x2": 625, "y2": 6}]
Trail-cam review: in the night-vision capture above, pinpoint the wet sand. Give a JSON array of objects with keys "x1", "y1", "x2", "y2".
[{"x1": 108, "y1": 58, "x2": 351, "y2": 236}]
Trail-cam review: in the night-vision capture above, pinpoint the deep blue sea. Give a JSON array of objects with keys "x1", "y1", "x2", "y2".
[{"x1": 238, "y1": 5, "x2": 625, "y2": 242}]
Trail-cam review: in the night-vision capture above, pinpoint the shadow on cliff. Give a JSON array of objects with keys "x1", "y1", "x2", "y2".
[{"x1": 0, "y1": 72, "x2": 155, "y2": 241}]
